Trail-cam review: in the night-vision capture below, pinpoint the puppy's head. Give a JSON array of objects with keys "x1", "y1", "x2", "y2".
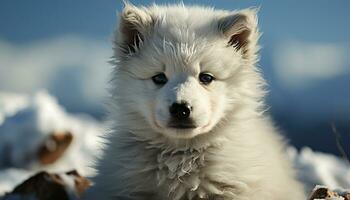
[{"x1": 113, "y1": 3, "x2": 263, "y2": 139}]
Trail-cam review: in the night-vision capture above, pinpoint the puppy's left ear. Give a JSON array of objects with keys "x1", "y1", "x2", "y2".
[
  {"x1": 116, "y1": 2, "x2": 154, "y2": 55},
  {"x1": 218, "y1": 9, "x2": 259, "y2": 58}
]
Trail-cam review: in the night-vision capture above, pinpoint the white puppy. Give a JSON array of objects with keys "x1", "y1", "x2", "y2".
[{"x1": 86, "y1": 3, "x2": 305, "y2": 200}]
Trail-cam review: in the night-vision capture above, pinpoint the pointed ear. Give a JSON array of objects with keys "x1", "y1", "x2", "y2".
[
  {"x1": 218, "y1": 9, "x2": 259, "y2": 56},
  {"x1": 117, "y1": 3, "x2": 154, "y2": 55}
]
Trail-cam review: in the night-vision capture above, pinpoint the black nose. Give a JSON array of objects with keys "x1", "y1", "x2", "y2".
[{"x1": 169, "y1": 102, "x2": 192, "y2": 120}]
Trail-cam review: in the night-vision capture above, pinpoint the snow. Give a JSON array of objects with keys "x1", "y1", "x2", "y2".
[
  {"x1": 0, "y1": 91, "x2": 349, "y2": 198},
  {"x1": 272, "y1": 41, "x2": 350, "y2": 89},
  {"x1": 0, "y1": 91, "x2": 104, "y2": 196},
  {"x1": 289, "y1": 147, "x2": 350, "y2": 193}
]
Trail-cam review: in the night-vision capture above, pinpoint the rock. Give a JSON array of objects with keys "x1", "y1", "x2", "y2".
[
  {"x1": 37, "y1": 131, "x2": 73, "y2": 165},
  {"x1": 65, "y1": 170, "x2": 91, "y2": 196},
  {"x1": 2, "y1": 170, "x2": 91, "y2": 200},
  {"x1": 345, "y1": 193, "x2": 350, "y2": 200},
  {"x1": 308, "y1": 185, "x2": 350, "y2": 200}
]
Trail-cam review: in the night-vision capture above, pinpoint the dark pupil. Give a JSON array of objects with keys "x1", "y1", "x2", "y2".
[
  {"x1": 199, "y1": 73, "x2": 213, "y2": 84},
  {"x1": 152, "y1": 73, "x2": 168, "y2": 85}
]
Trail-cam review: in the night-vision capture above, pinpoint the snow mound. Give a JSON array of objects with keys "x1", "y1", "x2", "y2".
[
  {"x1": 289, "y1": 147, "x2": 350, "y2": 192},
  {"x1": 0, "y1": 91, "x2": 104, "y2": 195}
]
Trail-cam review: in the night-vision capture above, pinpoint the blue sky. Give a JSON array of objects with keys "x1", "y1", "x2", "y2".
[
  {"x1": 0, "y1": 0, "x2": 349, "y2": 154},
  {"x1": 1, "y1": 0, "x2": 350, "y2": 43}
]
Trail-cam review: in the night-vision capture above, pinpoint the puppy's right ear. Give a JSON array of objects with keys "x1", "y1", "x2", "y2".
[{"x1": 117, "y1": 3, "x2": 153, "y2": 55}]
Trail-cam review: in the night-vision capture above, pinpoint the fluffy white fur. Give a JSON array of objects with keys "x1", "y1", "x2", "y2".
[{"x1": 85, "y1": 3, "x2": 305, "y2": 200}]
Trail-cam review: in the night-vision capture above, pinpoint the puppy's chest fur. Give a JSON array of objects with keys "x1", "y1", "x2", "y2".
[
  {"x1": 143, "y1": 145, "x2": 222, "y2": 200},
  {"x1": 156, "y1": 147, "x2": 205, "y2": 185}
]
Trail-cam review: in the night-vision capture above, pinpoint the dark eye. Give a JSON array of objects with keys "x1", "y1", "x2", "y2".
[
  {"x1": 199, "y1": 73, "x2": 215, "y2": 85},
  {"x1": 152, "y1": 73, "x2": 168, "y2": 85}
]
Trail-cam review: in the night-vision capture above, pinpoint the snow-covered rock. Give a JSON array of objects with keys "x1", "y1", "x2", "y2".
[{"x1": 0, "y1": 91, "x2": 103, "y2": 196}]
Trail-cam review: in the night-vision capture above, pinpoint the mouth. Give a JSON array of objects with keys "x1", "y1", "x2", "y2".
[
  {"x1": 167, "y1": 119, "x2": 197, "y2": 129},
  {"x1": 153, "y1": 114, "x2": 212, "y2": 138},
  {"x1": 168, "y1": 124, "x2": 197, "y2": 129},
  {"x1": 152, "y1": 119, "x2": 212, "y2": 139}
]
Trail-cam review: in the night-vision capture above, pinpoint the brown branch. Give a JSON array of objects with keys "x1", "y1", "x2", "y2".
[{"x1": 331, "y1": 122, "x2": 350, "y2": 164}]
